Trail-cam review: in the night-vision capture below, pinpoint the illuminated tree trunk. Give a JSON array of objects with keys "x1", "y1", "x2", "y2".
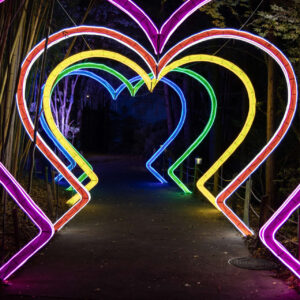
[{"x1": 51, "y1": 76, "x2": 79, "y2": 143}]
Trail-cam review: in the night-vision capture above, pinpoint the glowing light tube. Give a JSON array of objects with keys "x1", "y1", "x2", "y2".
[
  {"x1": 158, "y1": 29, "x2": 298, "y2": 236},
  {"x1": 43, "y1": 65, "x2": 186, "y2": 186},
  {"x1": 260, "y1": 184, "x2": 300, "y2": 279},
  {"x1": 16, "y1": 26, "x2": 158, "y2": 233},
  {"x1": 42, "y1": 66, "x2": 147, "y2": 189},
  {"x1": 0, "y1": 163, "x2": 54, "y2": 280},
  {"x1": 42, "y1": 50, "x2": 154, "y2": 210},
  {"x1": 106, "y1": 0, "x2": 211, "y2": 54},
  {"x1": 41, "y1": 63, "x2": 134, "y2": 185},
  {"x1": 18, "y1": 25, "x2": 297, "y2": 237},
  {"x1": 158, "y1": 54, "x2": 256, "y2": 210},
  {"x1": 123, "y1": 69, "x2": 216, "y2": 190},
  {"x1": 144, "y1": 76, "x2": 186, "y2": 183},
  {"x1": 164, "y1": 68, "x2": 217, "y2": 194},
  {"x1": 167, "y1": 67, "x2": 217, "y2": 194},
  {"x1": 41, "y1": 71, "x2": 112, "y2": 184},
  {"x1": 119, "y1": 74, "x2": 187, "y2": 183},
  {"x1": 56, "y1": 62, "x2": 136, "y2": 98}
]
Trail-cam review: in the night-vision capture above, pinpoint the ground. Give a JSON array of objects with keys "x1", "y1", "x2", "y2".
[{"x1": 0, "y1": 155, "x2": 299, "y2": 299}]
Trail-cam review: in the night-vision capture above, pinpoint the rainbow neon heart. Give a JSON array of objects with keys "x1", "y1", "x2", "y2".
[
  {"x1": 0, "y1": 0, "x2": 296, "y2": 281},
  {"x1": 19, "y1": 26, "x2": 297, "y2": 235}
]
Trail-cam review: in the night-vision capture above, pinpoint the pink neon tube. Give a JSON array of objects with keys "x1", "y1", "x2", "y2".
[
  {"x1": 260, "y1": 184, "x2": 300, "y2": 279},
  {"x1": 0, "y1": 163, "x2": 54, "y2": 280},
  {"x1": 107, "y1": 0, "x2": 211, "y2": 54}
]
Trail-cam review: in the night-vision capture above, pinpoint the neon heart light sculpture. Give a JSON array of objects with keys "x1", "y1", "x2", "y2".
[
  {"x1": 4, "y1": 0, "x2": 296, "y2": 280},
  {"x1": 41, "y1": 59, "x2": 250, "y2": 200},
  {"x1": 41, "y1": 64, "x2": 188, "y2": 191},
  {"x1": 44, "y1": 64, "x2": 216, "y2": 193},
  {"x1": 45, "y1": 58, "x2": 250, "y2": 200},
  {"x1": 41, "y1": 50, "x2": 256, "y2": 212},
  {"x1": 17, "y1": 26, "x2": 297, "y2": 235},
  {"x1": 41, "y1": 51, "x2": 247, "y2": 209}
]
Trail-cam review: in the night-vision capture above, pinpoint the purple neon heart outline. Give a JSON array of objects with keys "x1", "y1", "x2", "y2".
[
  {"x1": 0, "y1": 163, "x2": 54, "y2": 281},
  {"x1": 259, "y1": 184, "x2": 300, "y2": 279},
  {"x1": 106, "y1": 0, "x2": 211, "y2": 54}
]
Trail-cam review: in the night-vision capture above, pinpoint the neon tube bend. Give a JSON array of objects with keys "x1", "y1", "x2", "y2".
[
  {"x1": 167, "y1": 67, "x2": 217, "y2": 194},
  {"x1": 106, "y1": 0, "x2": 211, "y2": 54},
  {"x1": 0, "y1": 163, "x2": 54, "y2": 281},
  {"x1": 41, "y1": 66, "x2": 187, "y2": 188},
  {"x1": 41, "y1": 63, "x2": 135, "y2": 184},
  {"x1": 158, "y1": 54, "x2": 256, "y2": 212},
  {"x1": 259, "y1": 184, "x2": 300, "y2": 279}
]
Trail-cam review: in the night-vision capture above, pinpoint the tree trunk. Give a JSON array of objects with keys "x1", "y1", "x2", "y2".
[
  {"x1": 27, "y1": 0, "x2": 54, "y2": 193},
  {"x1": 261, "y1": 56, "x2": 275, "y2": 226},
  {"x1": 164, "y1": 85, "x2": 173, "y2": 137},
  {"x1": 183, "y1": 76, "x2": 191, "y2": 149}
]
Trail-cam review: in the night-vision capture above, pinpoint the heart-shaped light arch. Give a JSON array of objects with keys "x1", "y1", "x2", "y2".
[
  {"x1": 41, "y1": 63, "x2": 189, "y2": 191},
  {"x1": 42, "y1": 63, "x2": 163, "y2": 187},
  {"x1": 41, "y1": 51, "x2": 256, "y2": 214},
  {"x1": 12, "y1": 9, "x2": 297, "y2": 280},
  {"x1": 17, "y1": 26, "x2": 297, "y2": 233},
  {"x1": 49, "y1": 65, "x2": 217, "y2": 194}
]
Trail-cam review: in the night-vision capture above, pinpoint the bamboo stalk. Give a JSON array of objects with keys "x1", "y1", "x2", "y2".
[{"x1": 28, "y1": 0, "x2": 55, "y2": 193}]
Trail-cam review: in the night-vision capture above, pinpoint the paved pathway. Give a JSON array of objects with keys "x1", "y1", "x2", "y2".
[{"x1": 1, "y1": 156, "x2": 299, "y2": 299}]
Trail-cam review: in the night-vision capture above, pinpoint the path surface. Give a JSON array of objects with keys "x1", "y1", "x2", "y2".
[{"x1": 1, "y1": 155, "x2": 299, "y2": 299}]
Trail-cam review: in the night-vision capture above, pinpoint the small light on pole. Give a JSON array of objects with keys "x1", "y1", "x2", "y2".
[
  {"x1": 193, "y1": 157, "x2": 202, "y2": 191},
  {"x1": 195, "y1": 157, "x2": 202, "y2": 165}
]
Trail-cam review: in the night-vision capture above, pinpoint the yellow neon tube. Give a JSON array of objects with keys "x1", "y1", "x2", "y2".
[
  {"x1": 43, "y1": 50, "x2": 154, "y2": 205},
  {"x1": 158, "y1": 55, "x2": 256, "y2": 209}
]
